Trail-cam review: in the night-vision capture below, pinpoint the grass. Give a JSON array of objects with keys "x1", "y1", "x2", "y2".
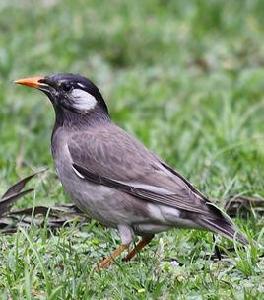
[{"x1": 0, "y1": 0, "x2": 264, "y2": 298}]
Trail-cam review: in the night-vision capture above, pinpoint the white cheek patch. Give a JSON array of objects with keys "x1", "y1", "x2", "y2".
[{"x1": 71, "y1": 88, "x2": 97, "y2": 111}]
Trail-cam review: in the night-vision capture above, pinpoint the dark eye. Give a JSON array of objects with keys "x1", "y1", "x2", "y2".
[{"x1": 61, "y1": 82, "x2": 71, "y2": 92}]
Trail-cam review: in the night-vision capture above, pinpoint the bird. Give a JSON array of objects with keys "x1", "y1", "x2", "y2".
[{"x1": 15, "y1": 73, "x2": 248, "y2": 268}]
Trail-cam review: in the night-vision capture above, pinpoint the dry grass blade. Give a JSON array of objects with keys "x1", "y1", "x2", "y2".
[
  {"x1": 0, "y1": 169, "x2": 46, "y2": 217},
  {"x1": 0, "y1": 189, "x2": 34, "y2": 216},
  {"x1": 1, "y1": 174, "x2": 34, "y2": 198},
  {"x1": 0, "y1": 204, "x2": 87, "y2": 234},
  {"x1": 225, "y1": 196, "x2": 264, "y2": 218}
]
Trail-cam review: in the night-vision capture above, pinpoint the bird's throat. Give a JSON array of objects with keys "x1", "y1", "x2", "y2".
[{"x1": 53, "y1": 105, "x2": 110, "y2": 131}]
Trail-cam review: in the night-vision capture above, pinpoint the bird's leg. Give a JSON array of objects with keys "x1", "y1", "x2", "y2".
[
  {"x1": 97, "y1": 225, "x2": 134, "y2": 269},
  {"x1": 123, "y1": 235, "x2": 154, "y2": 262},
  {"x1": 97, "y1": 244, "x2": 129, "y2": 269}
]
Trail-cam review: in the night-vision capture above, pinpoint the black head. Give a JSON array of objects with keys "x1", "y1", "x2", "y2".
[{"x1": 15, "y1": 73, "x2": 108, "y2": 115}]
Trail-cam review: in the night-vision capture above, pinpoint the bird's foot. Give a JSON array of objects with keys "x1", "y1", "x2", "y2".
[
  {"x1": 96, "y1": 244, "x2": 129, "y2": 270},
  {"x1": 123, "y1": 235, "x2": 154, "y2": 262}
]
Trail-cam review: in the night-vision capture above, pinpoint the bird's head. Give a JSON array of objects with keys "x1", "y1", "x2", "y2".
[{"x1": 15, "y1": 73, "x2": 108, "y2": 115}]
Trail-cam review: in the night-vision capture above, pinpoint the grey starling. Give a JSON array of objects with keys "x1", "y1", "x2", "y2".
[{"x1": 15, "y1": 74, "x2": 248, "y2": 268}]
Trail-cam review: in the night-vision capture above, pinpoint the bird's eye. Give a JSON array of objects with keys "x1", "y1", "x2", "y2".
[{"x1": 61, "y1": 82, "x2": 72, "y2": 92}]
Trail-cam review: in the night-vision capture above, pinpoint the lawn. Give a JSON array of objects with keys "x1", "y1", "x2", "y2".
[{"x1": 0, "y1": 0, "x2": 264, "y2": 298}]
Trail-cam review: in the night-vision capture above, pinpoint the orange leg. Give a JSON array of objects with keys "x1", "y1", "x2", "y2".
[
  {"x1": 123, "y1": 235, "x2": 154, "y2": 262},
  {"x1": 97, "y1": 244, "x2": 129, "y2": 269}
]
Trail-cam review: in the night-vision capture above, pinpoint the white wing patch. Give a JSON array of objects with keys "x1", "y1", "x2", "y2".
[
  {"x1": 71, "y1": 89, "x2": 97, "y2": 111},
  {"x1": 72, "y1": 165, "x2": 85, "y2": 179}
]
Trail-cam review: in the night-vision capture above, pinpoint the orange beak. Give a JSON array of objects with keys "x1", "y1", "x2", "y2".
[{"x1": 14, "y1": 76, "x2": 44, "y2": 89}]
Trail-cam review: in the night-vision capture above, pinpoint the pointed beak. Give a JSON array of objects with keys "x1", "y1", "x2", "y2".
[{"x1": 14, "y1": 76, "x2": 45, "y2": 89}]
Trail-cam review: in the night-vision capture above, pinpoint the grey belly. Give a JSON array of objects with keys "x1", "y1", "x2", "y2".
[
  {"x1": 56, "y1": 164, "x2": 199, "y2": 233},
  {"x1": 55, "y1": 162, "x2": 151, "y2": 228},
  {"x1": 59, "y1": 169, "x2": 199, "y2": 233}
]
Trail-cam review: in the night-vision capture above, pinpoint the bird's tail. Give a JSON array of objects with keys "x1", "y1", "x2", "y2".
[{"x1": 197, "y1": 204, "x2": 248, "y2": 245}]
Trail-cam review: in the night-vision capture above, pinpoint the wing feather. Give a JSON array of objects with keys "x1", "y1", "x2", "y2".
[
  {"x1": 72, "y1": 163, "x2": 208, "y2": 215},
  {"x1": 68, "y1": 125, "x2": 213, "y2": 216}
]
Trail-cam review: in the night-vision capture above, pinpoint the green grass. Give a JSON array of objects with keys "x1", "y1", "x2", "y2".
[{"x1": 0, "y1": 0, "x2": 264, "y2": 298}]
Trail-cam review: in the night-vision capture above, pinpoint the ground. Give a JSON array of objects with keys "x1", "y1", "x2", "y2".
[{"x1": 0, "y1": 0, "x2": 264, "y2": 299}]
